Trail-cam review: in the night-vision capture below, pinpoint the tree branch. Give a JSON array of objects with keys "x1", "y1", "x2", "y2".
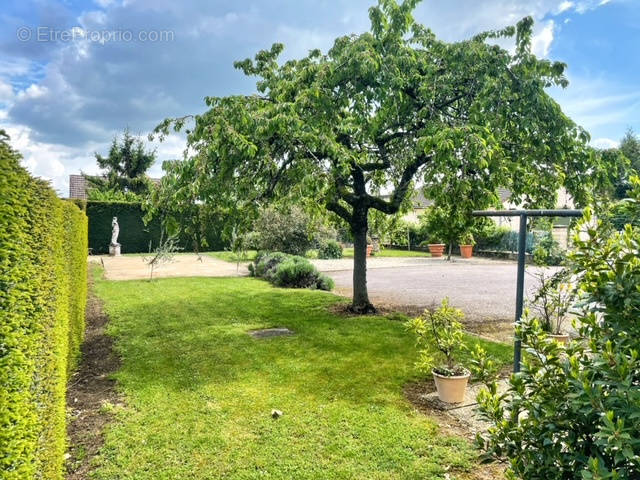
[
  {"x1": 326, "y1": 199, "x2": 353, "y2": 224},
  {"x1": 366, "y1": 153, "x2": 434, "y2": 214}
]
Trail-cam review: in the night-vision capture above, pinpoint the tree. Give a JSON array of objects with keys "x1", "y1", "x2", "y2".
[
  {"x1": 252, "y1": 206, "x2": 317, "y2": 256},
  {"x1": 153, "y1": 0, "x2": 601, "y2": 313},
  {"x1": 87, "y1": 129, "x2": 156, "y2": 197},
  {"x1": 620, "y1": 128, "x2": 640, "y2": 174}
]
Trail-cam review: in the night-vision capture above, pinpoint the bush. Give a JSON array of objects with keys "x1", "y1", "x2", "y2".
[
  {"x1": 250, "y1": 251, "x2": 290, "y2": 281},
  {"x1": 476, "y1": 182, "x2": 640, "y2": 479},
  {"x1": 318, "y1": 240, "x2": 343, "y2": 259},
  {"x1": 1, "y1": 134, "x2": 88, "y2": 480},
  {"x1": 532, "y1": 231, "x2": 565, "y2": 266},
  {"x1": 252, "y1": 207, "x2": 315, "y2": 256},
  {"x1": 250, "y1": 252, "x2": 333, "y2": 291},
  {"x1": 606, "y1": 198, "x2": 640, "y2": 231}
]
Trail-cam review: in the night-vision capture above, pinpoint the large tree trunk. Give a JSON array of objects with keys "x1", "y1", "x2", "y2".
[{"x1": 350, "y1": 207, "x2": 376, "y2": 313}]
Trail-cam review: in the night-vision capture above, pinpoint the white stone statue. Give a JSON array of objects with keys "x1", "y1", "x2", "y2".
[{"x1": 110, "y1": 216, "x2": 120, "y2": 246}]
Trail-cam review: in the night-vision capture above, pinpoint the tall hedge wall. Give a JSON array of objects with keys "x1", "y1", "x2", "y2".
[
  {"x1": 84, "y1": 201, "x2": 162, "y2": 254},
  {"x1": 1, "y1": 142, "x2": 88, "y2": 480},
  {"x1": 82, "y1": 201, "x2": 226, "y2": 254}
]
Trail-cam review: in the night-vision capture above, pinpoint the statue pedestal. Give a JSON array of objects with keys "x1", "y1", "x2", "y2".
[{"x1": 109, "y1": 244, "x2": 121, "y2": 257}]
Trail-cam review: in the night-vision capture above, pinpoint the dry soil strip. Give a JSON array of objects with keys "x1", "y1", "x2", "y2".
[{"x1": 65, "y1": 276, "x2": 121, "y2": 480}]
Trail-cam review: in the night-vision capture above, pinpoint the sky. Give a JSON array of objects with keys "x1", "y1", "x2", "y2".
[{"x1": 1, "y1": 0, "x2": 638, "y2": 196}]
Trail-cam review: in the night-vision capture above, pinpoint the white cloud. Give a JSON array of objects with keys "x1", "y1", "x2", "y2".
[
  {"x1": 17, "y1": 83, "x2": 48, "y2": 99},
  {"x1": 591, "y1": 137, "x2": 619, "y2": 149},
  {"x1": 531, "y1": 20, "x2": 555, "y2": 57},
  {"x1": 0, "y1": 79, "x2": 14, "y2": 103},
  {"x1": 558, "y1": 1, "x2": 574, "y2": 13}
]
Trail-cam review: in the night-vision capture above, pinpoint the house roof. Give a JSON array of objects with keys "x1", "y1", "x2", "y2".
[
  {"x1": 69, "y1": 174, "x2": 90, "y2": 200},
  {"x1": 68, "y1": 174, "x2": 161, "y2": 199}
]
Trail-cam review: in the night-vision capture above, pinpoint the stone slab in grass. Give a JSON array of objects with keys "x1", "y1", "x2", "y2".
[{"x1": 248, "y1": 327, "x2": 295, "y2": 339}]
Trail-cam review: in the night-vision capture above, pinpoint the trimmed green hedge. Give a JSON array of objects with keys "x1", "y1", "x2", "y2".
[
  {"x1": 84, "y1": 201, "x2": 161, "y2": 254},
  {"x1": 81, "y1": 201, "x2": 227, "y2": 254},
  {"x1": 1, "y1": 141, "x2": 88, "y2": 480}
]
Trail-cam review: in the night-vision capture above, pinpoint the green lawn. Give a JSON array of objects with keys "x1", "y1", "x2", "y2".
[
  {"x1": 91, "y1": 270, "x2": 510, "y2": 479},
  {"x1": 342, "y1": 247, "x2": 431, "y2": 258},
  {"x1": 206, "y1": 250, "x2": 258, "y2": 262}
]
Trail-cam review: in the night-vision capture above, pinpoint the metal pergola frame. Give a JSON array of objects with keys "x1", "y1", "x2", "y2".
[{"x1": 471, "y1": 209, "x2": 584, "y2": 372}]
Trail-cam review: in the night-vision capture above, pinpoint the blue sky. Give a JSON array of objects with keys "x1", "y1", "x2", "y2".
[{"x1": 0, "y1": 0, "x2": 638, "y2": 194}]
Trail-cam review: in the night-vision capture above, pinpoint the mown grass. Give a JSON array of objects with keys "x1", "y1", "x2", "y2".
[{"x1": 91, "y1": 270, "x2": 510, "y2": 479}]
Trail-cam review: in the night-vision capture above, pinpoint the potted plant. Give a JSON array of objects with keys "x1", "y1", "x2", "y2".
[
  {"x1": 459, "y1": 232, "x2": 475, "y2": 259},
  {"x1": 425, "y1": 237, "x2": 446, "y2": 257},
  {"x1": 406, "y1": 298, "x2": 471, "y2": 403},
  {"x1": 529, "y1": 269, "x2": 572, "y2": 344},
  {"x1": 366, "y1": 234, "x2": 374, "y2": 257}
]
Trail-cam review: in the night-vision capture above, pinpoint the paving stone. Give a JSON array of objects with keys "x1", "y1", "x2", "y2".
[{"x1": 248, "y1": 327, "x2": 294, "y2": 339}]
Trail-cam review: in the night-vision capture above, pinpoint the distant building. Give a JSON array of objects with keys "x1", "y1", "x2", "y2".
[
  {"x1": 392, "y1": 186, "x2": 574, "y2": 233},
  {"x1": 68, "y1": 174, "x2": 161, "y2": 200},
  {"x1": 68, "y1": 174, "x2": 91, "y2": 200}
]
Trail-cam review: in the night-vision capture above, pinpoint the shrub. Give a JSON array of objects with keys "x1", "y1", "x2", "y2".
[
  {"x1": 1, "y1": 133, "x2": 88, "y2": 480},
  {"x1": 606, "y1": 198, "x2": 640, "y2": 231},
  {"x1": 318, "y1": 240, "x2": 343, "y2": 259},
  {"x1": 476, "y1": 180, "x2": 640, "y2": 479},
  {"x1": 250, "y1": 252, "x2": 333, "y2": 291},
  {"x1": 252, "y1": 207, "x2": 315, "y2": 256},
  {"x1": 459, "y1": 232, "x2": 475, "y2": 246},
  {"x1": 274, "y1": 257, "x2": 319, "y2": 288},
  {"x1": 250, "y1": 252, "x2": 290, "y2": 281},
  {"x1": 532, "y1": 231, "x2": 565, "y2": 266}
]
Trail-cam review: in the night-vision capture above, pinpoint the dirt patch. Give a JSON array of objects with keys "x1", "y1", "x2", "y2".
[
  {"x1": 327, "y1": 301, "x2": 425, "y2": 319},
  {"x1": 464, "y1": 320, "x2": 514, "y2": 344},
  {"x1": 65, "y1": 276, "x2": 121, "y2": 480},
  {"x1": 404, "y1": 380, "x2": 507, "y2": 480}
]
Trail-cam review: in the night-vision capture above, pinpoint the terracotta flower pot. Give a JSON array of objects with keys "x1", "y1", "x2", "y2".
[
  {"x1": 432, "y1": 369, "x2": 470, "y2": 403},
  {"x1": 366, "y1": 244, "x2": 374, "y2": 257},
  {"x1": 428, "y1": 244, "x2": 446, "y2": 257},
  {"x1": 459, "y1": 244, "x2": 473, "y2": 259},
  {"x1": 548, "y1": 333, "x2": 570, "y2": 344}
]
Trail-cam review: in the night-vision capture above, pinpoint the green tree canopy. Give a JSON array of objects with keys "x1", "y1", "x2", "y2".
[
  {"x1": 620, "y1": 128, "x2": 640, "y2": 173},
  {"x1": 87, "y1": 129, "x2": 156, "y2": 197},
  {"x1": 153, "y1": 0, "x2": 602, "y2": 312}
]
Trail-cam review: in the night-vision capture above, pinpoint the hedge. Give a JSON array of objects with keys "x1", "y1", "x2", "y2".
[
  {"x1": 1, "y1": 141, "x2": 88, "y2": 480},
  {"x1": 80, "y1": 201, "x2": 227, "y2": 254}
]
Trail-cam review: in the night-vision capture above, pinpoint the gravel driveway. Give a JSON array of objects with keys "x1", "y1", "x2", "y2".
[{"x1": 312, "y1": 256, "x2": 552, "y2": 322}]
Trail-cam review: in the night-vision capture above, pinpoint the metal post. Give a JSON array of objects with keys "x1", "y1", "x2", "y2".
[
  {"x1": 471, "y1": 209, "x2": 584, "y2": 374},
  {"x1": 513, "y1": 213, "x2": 527, "y2": 373}
]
